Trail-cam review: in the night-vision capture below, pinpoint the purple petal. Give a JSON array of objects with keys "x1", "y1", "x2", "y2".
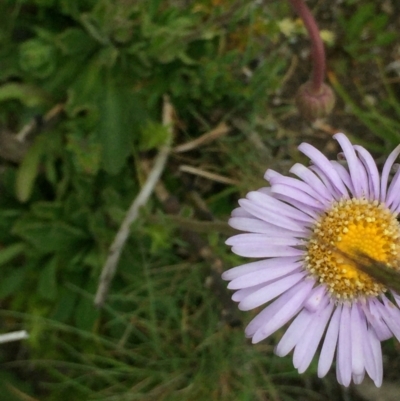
[
  {"x1": 232, "y1": 284, "x2": 265, "y2": 302},
  {"x1": 350, "y1": 303, "x2": 365, "y2": 376},
  {"x1": 369, "y1": 328, "x2": 383, "y2": 387},
  {"x1": 244, "y1": 280, "x2": 315, "y2": 338},
  {"x1": 318, "y1": 304, "x2": 341, "y2": 378},
  {"x1": 270, "y1": 184, "x2": 325, "y2": 211},
  {"x1": 227, "y1": 261, "x2": 302, "y2": 289},
  {"x1": 352, "y1": 372, "x2": 365, "y2": 385},
  {"x1": 272, "y1": 193, "x2": 320, "y2": 219},
  {"x1": 393, "y1": 201, "x2": 400, "y2": 215},
  {"x1": 290, "y1": 163, "x2": 334, "y2": 202},
  {"x1": 229, "y1": 217, "x2": 303, "y2": 236},
  {"x1": 231, "y1": 207, "x2": 252, "y2": 218},
  {"x1": 362, "y1": 320, "x2": 377, "y2": 383},
  {"x1": 298, "y1": 142, "x2": 348, "y2": 197},
  {"x1": 303, "y1": 284, "x2": 328, "y2": 312},
  {"x1": 377, "y1": 295, "x2": 400, "y2": 341},
  {"x1": 385, "y1": 166, "x2": 400, "y2": 211},
  {"x1": 354, "y1": 145, "x2": 380, "y2": 201},
  {"x1": 309, "y1": 165, "x2": 342, "y2": 200},
  {"x1": 380, "y1": 144, "x2": 400, "y2": 203},
  {"x1": 267, "y1": 171, "x2": 329, "y2": 207},
  {"x1": 222, "y1": 257, "x2": 301, "y2": 281},
  {"x1": 245, "y1": 286, "x2": 301, "y2": 338},
  {"x1": 362, "y1": 299, "x2": 392, "y2": 341},
  {"x1": 264, "y1": 169, "x2": 280, "y2": 181},
  {"x1": 294, "y1": 301, "x2": 334, "y2": 373},
  {"x1": 226, "y1": 233, "x2": 302, "y2": 247},
  {"x1": 331, "y1": 161, "x2": 355, "y2": 195},
  {"x1": 231, "y1": 243, "x2": 303, "y2": 258},
  {"x1": 251, "y1": 279, "x2": 315, "y2": 343},
  {"x1": 334, "y1": 133, "x2": 367, "y2": 198},
  {"x1": 337, "y1": 303, "x2": 352, "y2": 387},
  {"x1": 257, "y1": 186, "x2": 273, "y2": 195},
  {"x1": 238, "y1": 272, "x2": 306, "y2": 311},
  {"x1": 275, "y1": 309, "x2": 313, "y2": 357},
  {"x1": 391, "y1": 290, "x2": 400, "y2": 308},
  {"x1": 239, "y1": 199, "x2": 306, "y2": 232},
  {"x1": 246, "y1": 190, "x2": 314, "y2": 223}
]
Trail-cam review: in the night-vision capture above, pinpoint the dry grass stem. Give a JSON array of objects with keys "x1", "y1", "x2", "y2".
[
  {"x1": 179, "y1": 165, "x2": 239, "y2": 185},
  {"x1": 16, "y1": 103, "x2": 64, "y2": 142},
  {"x1": 173, "y1": 122, "x2": 230, "y2": 153},
  {"x1": 94, "y1": 95, "x2": 174, "y2": 308},
  {"x1": 0, "y1": 330, "x2": 29, "y2": 344}
]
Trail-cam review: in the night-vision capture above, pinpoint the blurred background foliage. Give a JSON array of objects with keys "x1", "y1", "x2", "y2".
[{"x1": 0, "y1": 0, "x2": 399, "y2": 400}]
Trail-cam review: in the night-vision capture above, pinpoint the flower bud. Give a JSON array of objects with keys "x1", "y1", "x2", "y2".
[{"x1": 295, "y1": 81, "x2": 335, "y2": 121}]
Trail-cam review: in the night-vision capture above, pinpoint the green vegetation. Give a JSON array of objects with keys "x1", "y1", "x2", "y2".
[{"x1": 0, "y1": 0, "x2": 399, "y2": 400}]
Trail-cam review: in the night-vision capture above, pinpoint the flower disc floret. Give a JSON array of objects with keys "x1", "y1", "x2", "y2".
[{"x1": 305, "y1": 198, "x2": 400, "y2": 300}]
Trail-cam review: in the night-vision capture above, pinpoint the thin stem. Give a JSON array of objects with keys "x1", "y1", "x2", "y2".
[
  {"x1": 0, "y1": 330, "x2": 29, "y2": 344},
  {"x1": 288, "y1": 0, "x2": 326, "y2": 93},
  {"x1": 94, "y1": 95, "x2": 174, "y2": 308}
]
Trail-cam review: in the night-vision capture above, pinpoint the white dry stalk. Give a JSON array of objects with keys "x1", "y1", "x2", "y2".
[
  {"x1": 0, "y1": 330, "x2": 29, "y2": 344},
  {"x1": 173, "y1": 122, "x2": 230, "y2": 153},
  {"x1": 179, "y1": 165, "x2": 239, "y2": 185},
  {"x1": 94, "y1": 95, "x2": 174, "y2": 308}
]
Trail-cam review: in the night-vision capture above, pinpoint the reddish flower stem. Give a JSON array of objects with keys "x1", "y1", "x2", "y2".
[{"x1": 288, "y1": 0, "x2": 325, "y2": 94}]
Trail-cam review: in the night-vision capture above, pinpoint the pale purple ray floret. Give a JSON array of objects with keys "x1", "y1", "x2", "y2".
[{"x1": 223, "y1": 133, "x2": 400, "y2": 387}]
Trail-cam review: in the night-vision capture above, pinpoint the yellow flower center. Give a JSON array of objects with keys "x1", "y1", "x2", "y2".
[{"x1": 304, "y1": 198, "x2": 400, "y2": 300}]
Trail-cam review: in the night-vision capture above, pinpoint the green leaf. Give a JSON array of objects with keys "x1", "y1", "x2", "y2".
[
  {"x1": 38, "y1": 257, "x2": 58, "y2": 300},
  {"x1": 0, "y1": 268, "x2": 26, "y2": 298},
  {"x1": 75, "y1": 295, "x2": 100, "y2": 331},
  {"x1": 345, "y1": 4, "x2": 374, "y2": 40},
  {"x1": 74, "y1": 279, "x2": 100, "y2": 331},
  {"x1": 96, "y1": 72, "x2": 145, "y2": 174},
  {"x1": 66, "y1": 131, "x2": 102, "y2": 175},
  {"x1": 12, "y1": 219, "x2": 88, "y2": 254},
  {"x1": 0, "y1": 83, "x2": 50, "y2": 107},
  {"x1": 0, "y1": 371, "x2": 34, "y2": 401},
  {"x1": 55, "y1": 27, "x2": 98, "y2": 56},
  {"x1": 31, "y1": 201, "x2": 63, "y2": 220},
  {"x1": 139, "y1": 121, "x2": 171, "y2": 151},
  {"x1": 51, "y1": 285, "x2": 79, "y2": 322},
  {"x1": 15, "y1": 136, "x2": 47, "y2": 203},
  {"x1": 19, "y1": 38, "x2": 57, "y2": 79},
  {"x1": 66, "y1": 51, "x2": 147, "y2": 174},
  {"x1": 65, "y1": 56, "x2": 102, "y2": 120},
  {"x1": 0, "y1": 243, "x2": 25, "y2": 267}
]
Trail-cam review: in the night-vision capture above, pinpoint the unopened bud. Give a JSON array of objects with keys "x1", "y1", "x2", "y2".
[{"x1": 295, "y1": 81, "x2": 335, "y2": 121}]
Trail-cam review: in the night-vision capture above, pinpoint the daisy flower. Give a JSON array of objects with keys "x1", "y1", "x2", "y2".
[{"x1": 223, "y1": 133, "x2": 400, "y2": 387}]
